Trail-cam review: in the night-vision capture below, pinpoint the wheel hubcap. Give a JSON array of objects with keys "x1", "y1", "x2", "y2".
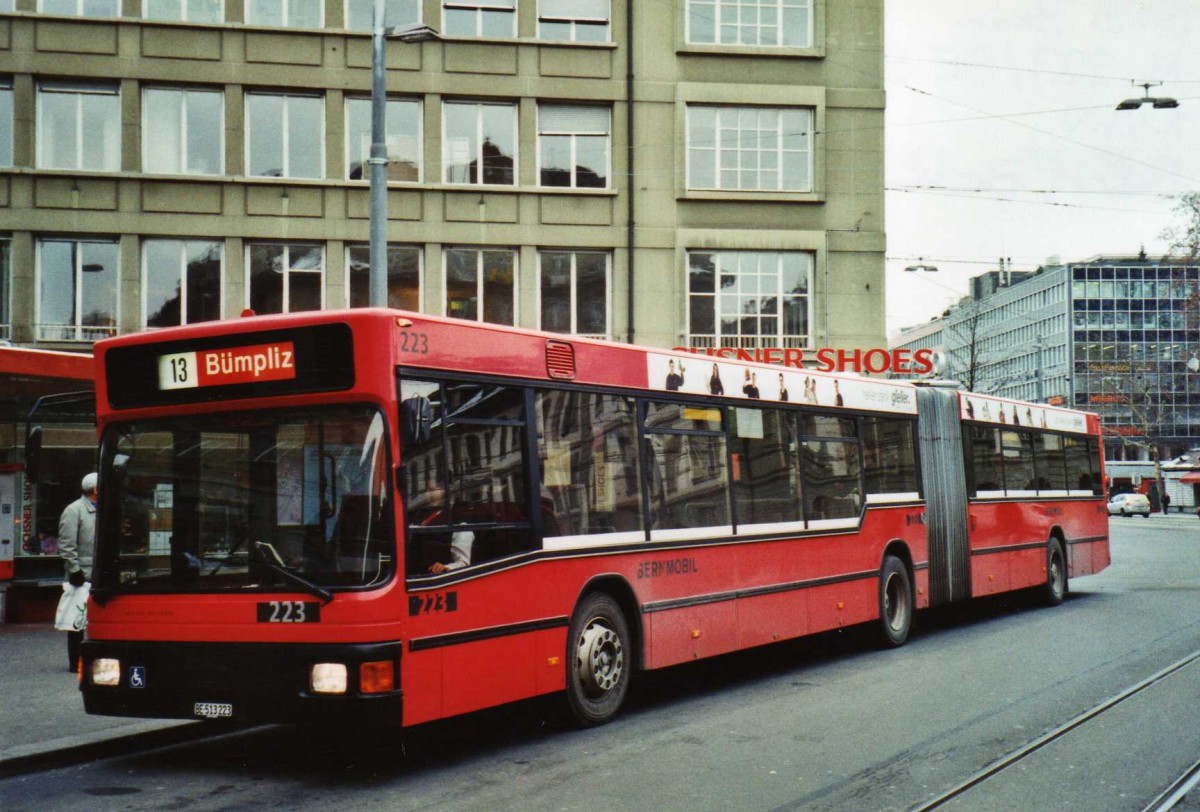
[
  {"x1": 577, "y1": 620, "x2": 623, "y2": 696},
  {"x1": 885, "y1": 574, "x2": 908, "y2": 631},
  {"x1": 1051, "y1": 553, "x2": 1064, "y2": 595}
]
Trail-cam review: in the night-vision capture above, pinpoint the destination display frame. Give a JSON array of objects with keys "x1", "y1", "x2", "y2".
[{"x1": 105, "y1": 323, "x2": 355, "y2": 409}]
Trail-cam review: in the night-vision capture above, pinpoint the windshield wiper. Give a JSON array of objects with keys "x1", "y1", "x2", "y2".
[{"x1": 254, "y1": 542, "x2": 333, "y2": 604}]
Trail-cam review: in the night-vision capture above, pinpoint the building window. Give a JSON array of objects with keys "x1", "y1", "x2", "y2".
[
  {"x1": 247, "y1": 243, "x2": 323, "y2": 314},
  {"x1": 0, "y1": 80, "x2": 11, "y2": 168},
  {"x1": 539, "y1": 250, "x2": 609, "y2": 337},
  {"x1": 245, "y1": 0, "x2": 322, "y2": 27},
  {"x1": 444, "y1": 247, "x2": 516, "y2": 325},
  {"x1": 245, "y1": 92, "x2": 324, "y2": 179},
  {"x1": 143, "y1": 0, "x2": 222, "y2": 22},
  {"x1": 444, "y1": 0, "x2": 516, "y2": 37},
  {"x1": 347, "y1": 244, "x2": 421, "y2": 309},
  {"x1": 443, "y1": 101, "x2": 516, "y2": 185},
  {"x1": 344, "y1": 0, "x2": 419, "y2": 29},
  {"x1": 687, "y1": 106, "x2": 812, "y2": 192},
  {"x1": 143, "y1": 240, "x2": 223, "y2": 328},
  {"x1": 538, "y1": 104, "x2": 609, "y2": 188},
  {"x1": 143, "y1": 87, "x2": 224, "y2": 175},
  {"x1": 345, "y1": 96, "x2": 421, "y2": 182},
  {"x1": 687, "y1": 0, "x2": 812, "y2": 47},
  {"x1": 37, "y1": 82, "x2": 121, "y2": 172},
  {"x1": 538, "y1": 0, "x2": 608, "y2": 41},
  {"x1": 39, "y1": 0, "x2": 119, "y2": 16},
  {"x1": 0, "y1": 1, "x2": 12, "y2": 10},
  {"x1": 687, "y1": 250, "x2": 811, "y2": 349},
  {"x1": 36, "y1": 238, "x2": 119, "y2": 342}
]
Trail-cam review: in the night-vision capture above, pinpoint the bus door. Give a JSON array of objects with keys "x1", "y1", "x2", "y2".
[{"x1": 916, "y1": 388, "x2": 970, "y2": 605}]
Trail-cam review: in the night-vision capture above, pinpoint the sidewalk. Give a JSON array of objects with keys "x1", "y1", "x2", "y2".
[{"x1": 0, "y1": 622, "x2": 198, "y2": 775}]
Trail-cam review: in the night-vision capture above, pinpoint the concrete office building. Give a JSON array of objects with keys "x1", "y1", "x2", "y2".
[
  {"x1": 890, "y1": 256, "x2": 1200, "y2": 463},
  {"x1": 0, "y1": 0, "x2": 886, "y2": 354}
]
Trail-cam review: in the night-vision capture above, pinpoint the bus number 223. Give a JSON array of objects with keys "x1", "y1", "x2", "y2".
[
  {"x1": 398, "y1": 332, "x2": 430, "y2": 354},
  {"x1": 257, "y1": 601, "x2": 320, "y2": 623}
]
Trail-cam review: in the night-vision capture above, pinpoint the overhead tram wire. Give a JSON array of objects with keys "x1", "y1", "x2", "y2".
[
  {"x1": 820, "y1": 52, "x2": 1200, "y2": 187},
  {"x1": 890, "y1": 186, "x2": 1184, "y2": 198},
  {"x1": 886, "y1": 188, "x2": 1173, "y2": 216},
  {"x1": 886, "y1": 54, "x2": 1200, "y2": 85}
]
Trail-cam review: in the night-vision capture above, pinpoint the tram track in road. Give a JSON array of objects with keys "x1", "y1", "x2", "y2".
[
  {"x1": 911, "y1": 647, "x2": 1200, "y2": 811},
  {"x1": 1143, "y1": 757, "x2": 1200, "y2": 812}
]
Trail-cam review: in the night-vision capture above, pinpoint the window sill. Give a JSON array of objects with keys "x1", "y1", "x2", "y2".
[
  {"x1": 440, "y1": 35, "x2": 617, "y2": 50},
  {"x1": 677, "y1": 43, "x2": 824, "y2": 59},
  {"x1": 438, "y1": 183, "x2": 617, "y2": 197},
  {"x1": 680, "y1": 189, "x2": 824, "y2": 204},
  {"x1": 2, "y1": 168, "x2": 622, "y2": 196}
]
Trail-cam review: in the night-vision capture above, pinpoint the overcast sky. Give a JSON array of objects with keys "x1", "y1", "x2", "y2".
[{"x1": 883, "y1": 0, "x2": 1200, "y2": 334}]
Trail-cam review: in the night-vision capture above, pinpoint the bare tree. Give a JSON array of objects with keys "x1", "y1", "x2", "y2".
[
  {"x1": 1095, "y1": 374, "x2": 1168, "y2": 506},
  {"x1": 943, "y1": 302, "x2": 985, "y2": 392},
  {"x1": 1163, "y1": 192, "x2": 1200, "y2": 261}
]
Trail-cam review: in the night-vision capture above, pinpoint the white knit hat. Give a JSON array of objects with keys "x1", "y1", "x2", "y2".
[{"x1": 81, "y1": 473, "x2": 98, "y2": 493}]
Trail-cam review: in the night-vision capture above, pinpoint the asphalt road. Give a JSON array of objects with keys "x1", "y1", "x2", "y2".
[{"x1": 3, "y1": 516, "x2": 1199, "y2": 812}]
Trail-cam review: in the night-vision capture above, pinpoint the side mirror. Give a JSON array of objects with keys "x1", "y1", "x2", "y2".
[
  {"x1": 401, "y1": 396, "x2": 433, "y2": 446},
  {"x1": 24, "y1": 425, "x2": 42, "y2": 484}
]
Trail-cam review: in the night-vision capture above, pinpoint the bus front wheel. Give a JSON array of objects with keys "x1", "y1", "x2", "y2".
[
  {"x1": 878, "y1": 555, "x2": 913, "y2": 648},
  {"x1": 565, "y1": 592, "x2": 631, "y2": 726}
]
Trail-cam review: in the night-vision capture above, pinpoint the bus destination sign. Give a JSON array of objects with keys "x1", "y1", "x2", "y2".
[
  {"x1": 106, "y1": 322, "x2": 354, "y2": 409},
  {"x1": 158, "y1": 341, "x2": 297, "y2": 391}
]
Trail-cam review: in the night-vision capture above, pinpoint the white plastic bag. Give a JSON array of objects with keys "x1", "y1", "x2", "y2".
[{"x1": 54, "y1": 581, "x2": 89, "y2": 632}]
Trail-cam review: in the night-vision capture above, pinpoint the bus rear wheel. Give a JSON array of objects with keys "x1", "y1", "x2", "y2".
[
  {"x1": 1043, "y1": 539, "x2": 1067, "y2": 606},
  {"x1": 565, "y1": 592, "x2": 631, "y2": 726},
  {"x1": 878, "y1": 555, "x2": 913, "y2": 648}
]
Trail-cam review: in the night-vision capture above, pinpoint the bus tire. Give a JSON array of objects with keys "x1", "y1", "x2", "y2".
[
  {"x1": 878, "y1": 555, "x2": 913, "y2": 648},
  {"x1": 565, "y1": 592, "x2": 631, "y2": 726},
  {"x1": 1043, "y1": 539, "x2": 1067, "y2": 606}
]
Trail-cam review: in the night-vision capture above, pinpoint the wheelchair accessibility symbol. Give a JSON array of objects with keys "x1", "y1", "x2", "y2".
[{"x1": 129, "y1": 666, "x2": 146, "y2": 689}]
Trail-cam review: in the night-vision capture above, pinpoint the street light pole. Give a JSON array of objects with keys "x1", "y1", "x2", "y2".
[
  {"x1": 369, "y1": 0, "x2": 390, "y2": 308},
  {"x1": 369, "y1": 8, "x2": 439, "y2": 308}
]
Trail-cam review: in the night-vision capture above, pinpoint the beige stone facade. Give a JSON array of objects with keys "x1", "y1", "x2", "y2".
[{"x1": 0, "y1": 0, "x2": 885, "y2": 353}]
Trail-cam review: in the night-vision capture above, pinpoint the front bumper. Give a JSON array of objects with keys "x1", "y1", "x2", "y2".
[{"x1": 80, "y1": 639, "x2": 403, "y2": 726}]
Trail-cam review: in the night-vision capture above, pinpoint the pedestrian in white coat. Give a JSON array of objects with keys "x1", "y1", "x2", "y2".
[{"x1": 59, "y1": 472, "x2": 97, "y2": 672}]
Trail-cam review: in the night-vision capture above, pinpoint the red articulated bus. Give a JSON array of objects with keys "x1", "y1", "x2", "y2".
[{"x1": 77, "y1": 309, "x2": 1108, "y2": 726}]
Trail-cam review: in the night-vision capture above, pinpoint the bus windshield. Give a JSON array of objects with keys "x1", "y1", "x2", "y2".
[{"x1": 99, "y1": 405, "x2": 394, "y2": 594}]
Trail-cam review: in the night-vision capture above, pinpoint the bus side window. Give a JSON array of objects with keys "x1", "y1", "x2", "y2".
[
  {"x1": 800, "y1": 439, "x2": 862, "y2": 520},
  {"x1": 402, "y1": 377, "x2": 536, "y2": 575},
  {"x1": 861, "y1": 416, "x2": 919, "y2": 497},
  {"x1": 1001, "y1": 430, "x2": 1035, "y2": 492},
  {"x1": 968, "y1": 426, "x2": 1003, "y2": 493},
  {"x1": 729, "y1": 407, "x2": 801, "y2": 528},
  {"x1": 642, "y1": 401, "x2": 730, "y2": 531},
  {"x1": 798, "y1": 411, "x2": 862, "y2": 521},
  {"x1": 535, "y1": 390, "x2": 643, "y2": 539},
  {"x1": 1034, "y1": 432, "x2": 1067, "y2": 491}
]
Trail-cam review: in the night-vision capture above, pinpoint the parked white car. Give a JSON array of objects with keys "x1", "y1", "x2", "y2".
[{"x1": 1108, "y1": 492, "x2": 1152, "y2": 517}]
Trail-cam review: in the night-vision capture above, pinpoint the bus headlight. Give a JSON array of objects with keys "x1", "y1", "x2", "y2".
[
  {"x1": 310, "y1": 663, "x2": 348, "y2": 695},
  {"x1": 92, "y1": 658, "x2": 121, "y2": 687}
]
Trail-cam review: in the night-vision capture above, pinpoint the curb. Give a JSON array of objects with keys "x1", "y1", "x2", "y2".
[{"x1": 0, "y1": 721, "x2": 260, "y2": 778}]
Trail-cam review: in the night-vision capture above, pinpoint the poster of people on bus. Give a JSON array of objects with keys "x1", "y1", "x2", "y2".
[
  {"x1": 960, "y1": 393, "x2": 1089, "y2": 434},
  {"x1": 646, "y1": 353, "x2": 917, "y2": 415}
]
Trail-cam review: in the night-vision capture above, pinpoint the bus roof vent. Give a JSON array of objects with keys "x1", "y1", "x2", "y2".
[{"x1": 545, "y1": 340, "x2": 576, "y2": 380}]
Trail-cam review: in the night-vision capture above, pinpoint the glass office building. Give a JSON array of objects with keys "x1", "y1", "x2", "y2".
[{"x1": 1071, "y1": 259, "x2": 1200, "y2": 457}]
